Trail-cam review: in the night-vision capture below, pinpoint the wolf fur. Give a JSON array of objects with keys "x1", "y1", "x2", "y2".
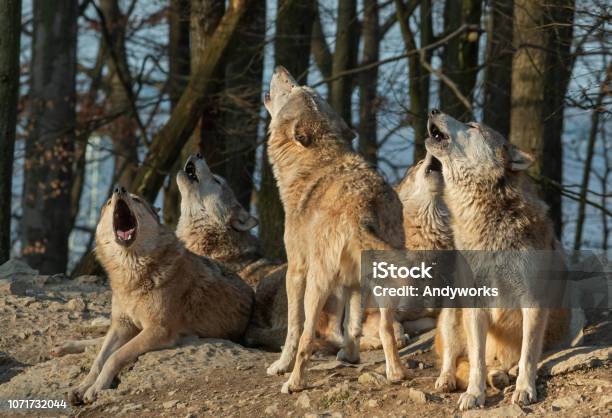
[
  {"x1": 263, "y1": 66, "x2": 407, "y2": 393},
  {"x1": 67, "y1": 189, "x2": 253, "y2": 405},
  {"x1": 425, "y1": 111, "x2": 568, "y2": 410}
]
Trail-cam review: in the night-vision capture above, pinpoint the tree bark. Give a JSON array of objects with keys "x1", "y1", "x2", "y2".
[
  {"x1": 511, "y1": 0, "x2": 575, "y2": 236},
  {"x1": 0, "y1": 0, "x2": 21, "y2": 264},
  {"x1": 311, "y1": 1, "x2": 333, "y2": 91},
  {"x1": 396, "y1": 0, "x2": 433, "y2": 161},
  {"x1": 439, "y1": 0, "x2": 481, "y2": 120},
  {"x1": 222, "y1": 0, "x2": 266, "y2": 209},
  {"x1": 482, "y1": 0, "x2": 513, "y2": 139},
  {"x1": 100, "y1": 0, "x2": 139, "y2": 187},
  {"x1": 542, "y1": 0, "x2": 575, "y2": 236},
  {"x1": 129, "y1": 0, "x2": 248, "y2": 203},
  {"x1": 162, "y1": 0, "x2": 192, "y2": 228},
  {"x1": 358, "y1": 0, "x2": 379, "y2": 165},
  {"x1": 329, "y1": 0, "x2": 358, "y2": 124},
  {"x1": 258, "y1": 0, "x2": 315, "y2": 260},
  {"x1": 22, "y1": 0, "x2": 78, "y2": 273}
]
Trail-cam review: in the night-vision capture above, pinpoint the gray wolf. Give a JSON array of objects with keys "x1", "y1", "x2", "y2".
[
  {"x1": 175, "y1": 153, "x2": 347, "y2": 351},
  {"x1": 425, "y1": 110, "x2": 568, "y2": 410},
  {"x1": 67, "y1": 188, "x2": 253, "y2": 404},
  {"x1": 264, "y1": 66, "x2": 406, "y2": 393}
]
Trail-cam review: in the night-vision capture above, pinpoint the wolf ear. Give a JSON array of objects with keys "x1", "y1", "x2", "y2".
[
  {"x1": 230, "y1": 206, "x2": 258, "y2": 231},
  {"x1": 292, "y1": 120, "x2": 313, "y2": 147},
  {"x1": 507, "y1": 145, "x2": 534, "y2": 171}
]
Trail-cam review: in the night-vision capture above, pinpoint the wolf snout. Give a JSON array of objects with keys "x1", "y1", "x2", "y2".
[
  {"x1": 430, "y1": 108, "x2": 440, "y2": 116},
  {"x1": 113, "y1": 186, "x2": 127, "y2": 195}
]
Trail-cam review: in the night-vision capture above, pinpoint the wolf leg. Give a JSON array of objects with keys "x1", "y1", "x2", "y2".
[
  {"x1": 458, "y1": 308, "x2": 488, "y2": 410},
  {"x1": 337, "y1": 286, "x2": 361, "y2": 363},
  {"x1": 68, "y1": 323, "x2": 137, "y2": 405},
  {"x1": 380, "y1": 307, "x2": 406, "y2": 382},
  {"x1": 52, "y1": 337, "x2": 104, "y2": 357},
  {"x1": 267, "y1": 262, "x2": 306, "y2": 375},
  {"x1": 82, "y1": 326, "x2": 176, "y2": 404},
  {"x1": 435, "y1": 308, "x2": 463, "y2": 392},
  {"x1": 512, "y1": 308, "x2": 547, "y2": 406},
  {"x1": 282, "y1": 275, "x2": 332, "y2": 393}
]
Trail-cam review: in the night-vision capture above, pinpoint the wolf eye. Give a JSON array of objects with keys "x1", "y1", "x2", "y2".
[{"x1": 467, "y1": 122, "x2": 480, "y2": 129}]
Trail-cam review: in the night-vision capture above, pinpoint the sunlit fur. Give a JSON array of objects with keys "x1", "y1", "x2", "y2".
[
  {"x1": 264, "y1": 66, "x2": 406, "y2": 393},
  {"x1": 426, "y1": 112, "x2": 568, "y2": 410},
  {"x1": 68, "y1": 191, "x2": 253, "y2": 405},
  {"x1": 176, "y1": 154, "x2": 348, "y2": 351}
]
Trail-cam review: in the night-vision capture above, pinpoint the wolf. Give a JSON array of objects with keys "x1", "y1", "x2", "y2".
[
  {"x1": 67, "y1": 188, "x2": 253, "y2": 404},
  {"x1": 425, "y1": 110, "x2": 568, "y2": 410},
  {"x1": 263, "y1": 66, "x2": 407, "y2": 393},
  {"x1": 175, "y1": 153, "x2": 346, "y2": 351}
]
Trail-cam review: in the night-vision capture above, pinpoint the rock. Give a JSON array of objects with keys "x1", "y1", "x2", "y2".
[
  {"x1": 0, "y1": 259, "x2": 38, "y2": 278},
  {"x1": 264, "y1": 402, "x2": 279, "y2": 415},
  {"x1": 121, "y1": 403, "x2": 143, "y2": 413},
  {"x1": 48, "y1": 301, "x2": 64, "y2": 312},
  {"x1": 367, "y1": 399, "x2": 379, "y2": 408},
  {"x1": 0, "y1": 278, "x2": 28, "y2": 296},
  {"x1": 90, "y1": 316, "x2": 111, "y2": 328},
  {"x1": 539, "y1": 346, "x2": 612, "y2": 376},
  {"x1": 66, "y1": 298, "x2": 86, "y2": 312},
  {"x1": 358, "y1": 372, "x2": 387, "y2": 388},
  {"x1": 551, "y1": 394, "x2": 584, "y2": 410},
  {"x1": 600, "y1": 395, "x2": 612, "y2": 410},
  {"x1": 74, "y1": 275, "x2": 103, "y2": 285},
  {"x1": 462, "y1": 404, "x2": 525, "y2": 417},
  {"x1": 295, "y1": 393, "x2": 311, "y2": 409},
  {"x1": 163, "y1": 400, "x2": 180, "y2": 409},
  {"x1": 408, "y1": 388, "x2": 428, "y2": 404}
]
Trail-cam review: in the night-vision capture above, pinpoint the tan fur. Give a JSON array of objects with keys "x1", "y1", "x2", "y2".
[
  {"x1": 175, "y1": 155, "x2": 345, "y2": 351},
  {"x1": 426, "y1": 111, "x2": 569, "y2": 410},
  {"x1": 264, "y1": 67, "x2": 406, "y2": 393},
  {"x1": 67, "y1": 190, "x2": 253, "y2": 405}
]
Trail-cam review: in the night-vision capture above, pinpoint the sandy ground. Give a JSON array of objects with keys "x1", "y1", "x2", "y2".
[{"x1": 0, "y1": 260, "x2": 610, "y2": 418}]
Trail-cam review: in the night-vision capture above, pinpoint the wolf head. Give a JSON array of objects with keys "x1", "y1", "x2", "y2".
[
  {"x1": 176, "y1": 154, "x2": 258, "y2": 232},
  {"x1": 95, "y1": 187, "x2": 162, "y2": 257},
  {"x1": 424, "y1": 110, "x2": 534, "y2": 184},
  {"x1": 264, "y1": 66, "x2": 355, "y2": 152},
  {"x1": 396, "y1": 152, "x2": 444, "y2": 201}
]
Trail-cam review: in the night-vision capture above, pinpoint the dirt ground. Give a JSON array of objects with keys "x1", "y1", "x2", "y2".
[{"x1": 0, "y1": 260, "x2": 610, "y2": 418}]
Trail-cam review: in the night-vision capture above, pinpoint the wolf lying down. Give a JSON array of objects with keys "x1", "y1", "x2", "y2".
[{"x1": 67, "y1": 188, "x2": 253, "y2": 404}]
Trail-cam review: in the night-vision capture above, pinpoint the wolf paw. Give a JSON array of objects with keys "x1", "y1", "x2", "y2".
[
  {"x1": 66, "y1": 388, "x2": 85, "y2": 406},
  {"x1": 434, "y1": 373, "x2": 456, "y2": 392},
  {"x1": 82, "y1": 385, "x2": 101, "y2": 404},
  {"x1": 487, "y1": 368, "x2": 510, "y2": 391},
  {"x1": 281, "y1": 378, "x2": 304, "y2": 394},
  {"x1": 511, "y1": 385, "x2": 537, "y2": 405},
  {"x1": 267, "y1": 359, "x2": 291, "y2": 376},
  {"x1": 385, "y1": 364, "x2": 407, "y2": 383},
  {"x1": 336, "y1": 348, "x2": 360, "y2": 364},
  {"x1": 458, "y1": 390, "x2": 485, "y2": 411}
]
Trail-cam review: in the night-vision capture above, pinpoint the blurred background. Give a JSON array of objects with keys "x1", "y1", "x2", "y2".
[{"x1": 0, "y1": 0, "x2": 609, "y2": 276}]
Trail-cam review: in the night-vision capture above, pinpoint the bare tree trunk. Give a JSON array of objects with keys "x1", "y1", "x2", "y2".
[
  {"x1": 162, "y1": 0, "x2": 191, "y2": 228},
  {"x1": 22, "y1": 0, "x2": 78, "y2": 273},
  {"x1": 162, "y1": 0, "x2": 224, "y2": 228},
  {"x1": 222, "y1": 0, "x2": 266, "y2": 209},
  {"x1": 574, "y1": 65, "x2": 610, "y2": 250},
  {"x1": 130, "y1": 0, "x2": 248, "y2": 202},
  {"x1": 511, "y1": 0, "x2": 575, "y2": 236},
  {"x1": 483, "y1": 0, "x2": 513, "y2": 138},
  {"x1": 311, "y1": 0, "x2": 332, "y2": 90},
  {"x1": 358, "y1": 0, "x2": 379, "y2": 165},
  {"x1": 542, "y1": 0, "x2": 575, "y2": 236},
  {"x1": 510, "y1": 0, "x2": 548, "y2": 172},
  {"x1": 258, "y1": 0, "x2": 315, "y2": 259},
  {"x1": 396, "y1": 0, "x2": 433, "y2": 161},
  {"x1": 329, "y1": 0, "x2": 358, "y2": 124},
  {"x1": 439, "y1": 0, "x2": 481, "y2": 120},
  {"x1": 0, "y1": 0, "x2": 21, "y2": 264}
]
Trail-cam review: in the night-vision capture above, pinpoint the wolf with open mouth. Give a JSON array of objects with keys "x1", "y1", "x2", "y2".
[{"x1": 67, "y1": 187, "x2": 253, "y2": 405}]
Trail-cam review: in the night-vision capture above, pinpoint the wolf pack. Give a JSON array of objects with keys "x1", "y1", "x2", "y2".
[{"x1": 61, "y1": 66, "x2": 575, "y2": 411}]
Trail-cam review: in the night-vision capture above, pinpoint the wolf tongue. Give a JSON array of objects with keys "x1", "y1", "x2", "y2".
[{"x1": 117, "y1": 228, "x2": 135, "y2": 240}]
